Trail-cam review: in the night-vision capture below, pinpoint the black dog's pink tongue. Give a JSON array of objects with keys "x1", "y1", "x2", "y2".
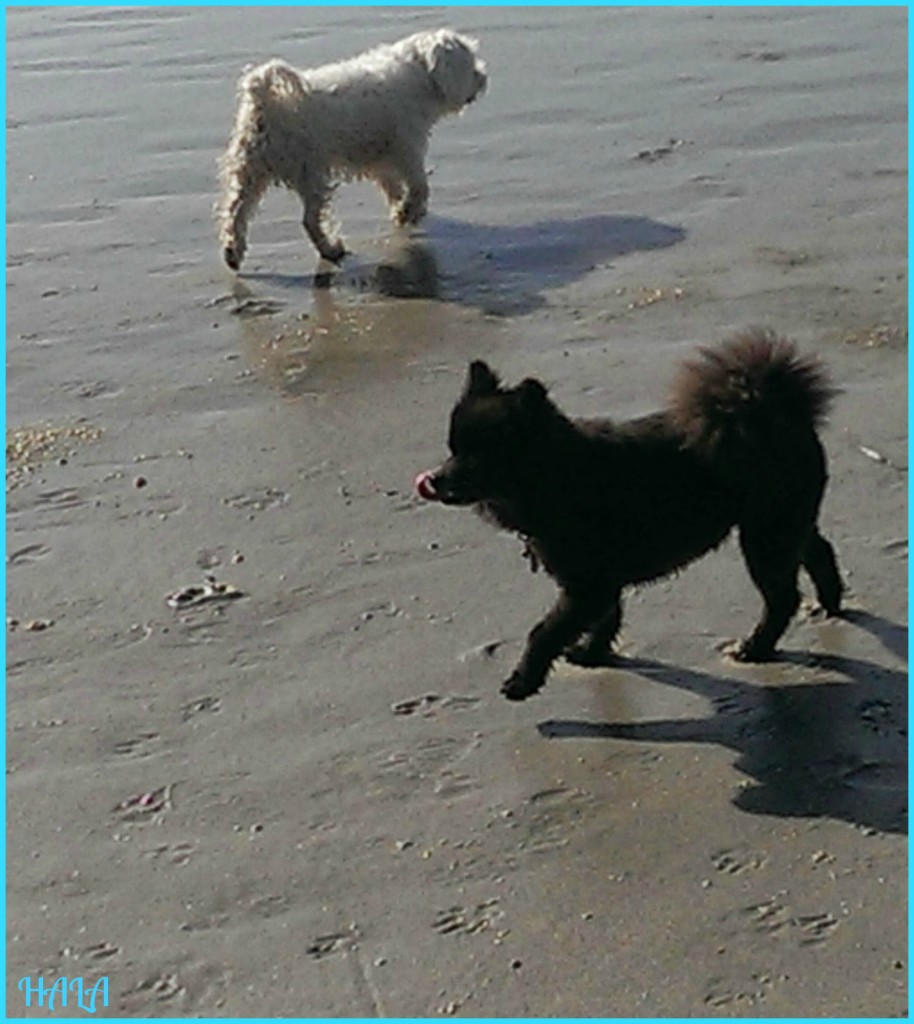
[{"x1": 415, "y1": 471, "x2": 438, "y2": 501}]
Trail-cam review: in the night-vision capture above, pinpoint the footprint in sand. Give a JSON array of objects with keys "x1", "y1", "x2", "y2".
[
  {"x1": 391, "y1": 693, "x2": 441, "y2": 716},
  {"x1": 144, "y1": 841, "x2": 196, "y2": 866},
  {"x1": 223, "y1": 487, "x2": 288, "y2": 511},
  {"x1": 703, "y1": 971, "x2": 776, "y2": 1008},
  {"x1": 432, "y1": 898, "x2": 503, "y2": 937},
  {"x1": 742, "y1": 894, "x2": 790, "y2": 935},
  {"x1": 433, "y1": 770, "x2": 480, "y2": 798},
  {"x1": 181, "y1": 695, "x2": 222, "y2": 721},
  {"x1": 112, "y1": 731, "x2": 160, "y2": 758},
  {"x1": 166, "y1": 579, "x2": 244, "y2": 610},
  {"x1": 391, "y1": 693, "x2": 480, "y2": 717},
  {"x1": 32, "y1": 487, "x2": 85, "y2": 512},
  {"x1": 62, "y1": 940, "x2": 120, "y2": 963},
  {"x1": 306, "y1": 927, "x2": 359, "y2": 959},
  {"x1": 794, "y1": 911, "x2": 839, "y2": 945},
  {"x1": 711, "y1": 847, "x2": 769, "y2": 875},
  {"x1": 121, "y1": 972, "x2": 183, "y2": 1007},
  {"x1": 7, "y1": 543, "x2": 51, "y2": 566},
  {"x1": 739, "y1": 896, "x2": 839, "y2": 945},
  {"x1": 112, "y1": 784, "x2": 173, "y2": 823},
  {"x1": 459, "y1": 639, "x2": 506, "y2": 662}
]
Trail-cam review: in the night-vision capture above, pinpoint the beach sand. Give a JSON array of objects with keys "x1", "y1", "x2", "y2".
[{"x1": 7, "y1": 7, "x2": 907, "y2": 1017}]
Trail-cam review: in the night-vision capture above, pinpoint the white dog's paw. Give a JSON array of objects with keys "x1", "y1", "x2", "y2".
[
  {"x1": 222, "y1": 245, "x2": 243, "y2": 271},
  {"x1": 393, "y1": 198, "x2": 427, "y2": 227},
  {"x1": 318, "y1": 239, "x2": 347, "y2": 264}
]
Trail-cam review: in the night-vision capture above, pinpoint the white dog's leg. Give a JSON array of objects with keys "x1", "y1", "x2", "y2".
[
  {"x1": 217, "y1": 154, "x2": 271, "y2": 271},
  {"x1": 374, "y1": 171, "x2": 407, "y2": 222},
  {"x1": 300, "y1": 180, "x2": 346, "y2": 263},
  {"x1": 392, "y1": 155, "x2": 430, "y2": 227}
]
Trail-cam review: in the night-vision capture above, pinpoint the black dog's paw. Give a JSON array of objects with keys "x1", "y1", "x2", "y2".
[
  {"x1": 722, "y1": 637, "x2": 776, "y2": 663},
  {"x1": 800, "y1": 595, "x2": 845, "y2": 622},
  {"x1": 819, "y1": 602, "x2": 845, "y2": 620},
  {"x1": 223, "y1": 246, "x2": 241, "y2": 271},
  {"x1": 806, "y1": 603, "x2": 845, "y2": 623},
  {"x1": 501, "y1": 671, "x2": 544, "y2": 701},
  {"x1": 564, "y1": 641, "x2": 620, "y2": 668}
]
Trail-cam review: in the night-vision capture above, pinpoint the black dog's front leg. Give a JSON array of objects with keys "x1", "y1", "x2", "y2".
[{"x1": 502, "y1": 591, "x2": 603, "y2": 701}]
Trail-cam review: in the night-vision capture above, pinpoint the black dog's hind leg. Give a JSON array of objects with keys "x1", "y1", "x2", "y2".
[
  {"x1": 802, "y1": 528, "x2": 843, "y2": 615},
  {"x1": 564, "y1": 590, "x2": 623, "y2": 667},
  {"x1": 733, "y1": 522, "x2": 803, "y2": 662},
  {"x1": 502, "y1": 591, "x2": 606, "y2": 701}
]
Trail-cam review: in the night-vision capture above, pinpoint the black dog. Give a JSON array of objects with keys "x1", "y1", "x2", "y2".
[{"x1": 415, "y1": 328, "x2": 843, "y2": 701}]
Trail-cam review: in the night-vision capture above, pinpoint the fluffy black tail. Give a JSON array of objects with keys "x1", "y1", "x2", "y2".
[{"x1": 670, "y1": 327, "x2": 836, "y2": 457}]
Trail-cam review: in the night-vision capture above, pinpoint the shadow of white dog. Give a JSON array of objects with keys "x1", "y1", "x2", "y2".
[{"x1": 215, "y1": 29, "x2": 487, "y2": 270}]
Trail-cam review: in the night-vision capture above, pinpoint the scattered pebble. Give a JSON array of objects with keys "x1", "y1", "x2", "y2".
[
  {"x1": 7, "y1": 422, "x2": 102, "y2": 489},
  {"x1": 627, "y1": 286, "x2": 685, "y2": 310},
  {"x1": 859, "y1": 445, "x2": 887, "y2": 463}
]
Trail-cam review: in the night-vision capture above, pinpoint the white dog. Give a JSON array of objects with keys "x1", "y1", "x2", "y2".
[{"x1": 215, "y1": 29, "x2": 487, "y2": 269}]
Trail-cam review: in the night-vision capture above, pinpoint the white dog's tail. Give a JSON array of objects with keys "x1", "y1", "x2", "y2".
[{"x1": 238, "y1": 59, "x2": 306, "y2": 107}]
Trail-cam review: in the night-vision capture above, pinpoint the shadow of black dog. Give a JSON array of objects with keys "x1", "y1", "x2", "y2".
[{"x1": 539, "y1": 612, "x2": 907, "y2": 835}]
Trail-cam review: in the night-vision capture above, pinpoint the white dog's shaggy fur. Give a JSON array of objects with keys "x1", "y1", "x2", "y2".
[{"x1": 215, "y1": 29, "x2": 487, "y2": 269}]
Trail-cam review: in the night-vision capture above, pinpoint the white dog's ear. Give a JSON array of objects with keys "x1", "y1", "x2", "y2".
[{"x1": 421, "y1": 30, "x2": 484, "y2": 109}]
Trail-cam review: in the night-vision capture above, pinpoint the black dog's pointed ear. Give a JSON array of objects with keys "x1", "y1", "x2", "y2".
[
  {"x1": 464, "y1": 360, "x2": 500, "y2": 396},
  {"x1": 516, "y1": 377, "x2": 549, "y2": 406}
]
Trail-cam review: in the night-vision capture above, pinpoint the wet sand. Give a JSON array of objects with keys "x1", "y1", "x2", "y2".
[{"x1": 6, "y1": 6, "x2": 907, "y2": 1018}]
